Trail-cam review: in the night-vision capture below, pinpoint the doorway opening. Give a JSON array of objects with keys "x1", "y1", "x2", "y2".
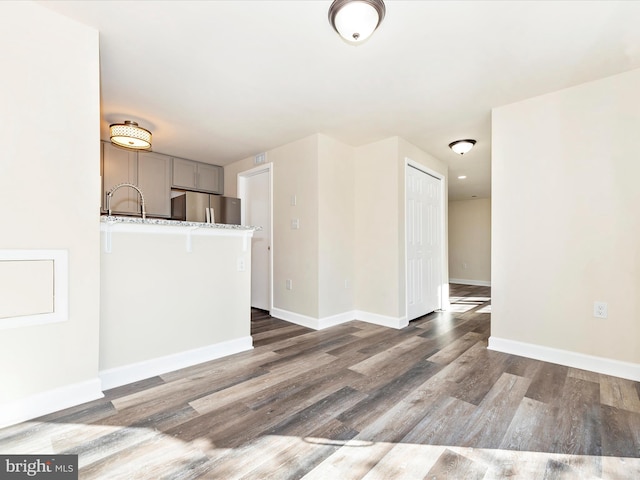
[{"x1": 237, "y1": 164, "x2": 273, "y2": 312}]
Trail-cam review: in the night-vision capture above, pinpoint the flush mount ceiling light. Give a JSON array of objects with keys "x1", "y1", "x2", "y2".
[
  {"x1": 449, "y1": 139, "x2": 476, "y2": 155},
  {"x1": 109, "y1": 120, "x2": 152, "y2": 150},
  {"x1": 328, "y1": 0, "x2": 386, "y2": 44}
]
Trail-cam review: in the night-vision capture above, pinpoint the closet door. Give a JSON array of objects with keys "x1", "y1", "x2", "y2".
[{"x1": 407, "y1": 164, "x2": 442, "y2": 320}]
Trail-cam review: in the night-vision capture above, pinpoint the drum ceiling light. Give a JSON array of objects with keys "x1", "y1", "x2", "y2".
[
  {"x1": 328, "y1": 0, "x2": 386, "y2": 44},
  {"x1": 109, "y1": 120, "x2": 152, "y2": 150},
  {"x1": 449, "y1": 139, "x2": 476, "y2": 155}
]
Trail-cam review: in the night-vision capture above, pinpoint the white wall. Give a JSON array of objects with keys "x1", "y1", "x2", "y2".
[
  {"x1": 491, "y1": 68, "x2": 640, "y2": 377},
  {"x1": 0, "y1": 2, "x2": 101, "y2": 426},
  {"x1": 449, "y1": 198, "x2": 491, "y2": 285}
]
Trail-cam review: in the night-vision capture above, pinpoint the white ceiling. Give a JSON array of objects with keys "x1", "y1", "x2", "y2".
[{"x1": 40, "y1": 1, "x2": 640, "y2": 200}]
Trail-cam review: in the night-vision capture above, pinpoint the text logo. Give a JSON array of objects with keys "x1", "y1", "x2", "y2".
[{"x1": 1, "y1": 455, "x2": 77, "y2": 479}]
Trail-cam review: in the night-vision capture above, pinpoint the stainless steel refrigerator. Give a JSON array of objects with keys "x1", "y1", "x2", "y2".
[{"x1": 171, "y1": 191, "x2": 241, "y2": 225}]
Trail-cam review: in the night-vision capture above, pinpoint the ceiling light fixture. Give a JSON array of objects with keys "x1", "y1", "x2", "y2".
[
  {"x1": 449, "y1": 139, "x2": 476, "y2": 155},
  {"x1": 328, "y1": 0, "x2": 386, "y2": 44},
  {"x1": 109, "y1": 120, "x2": 152, "y2": 150},
  {"x1": 458, "y1": 175, "x2": 467, "y2": 179}
]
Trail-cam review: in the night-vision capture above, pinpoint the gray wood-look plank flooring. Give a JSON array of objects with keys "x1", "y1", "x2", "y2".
[{"x1": 1, "y1": 284, "x2": 639, "y2": 479}]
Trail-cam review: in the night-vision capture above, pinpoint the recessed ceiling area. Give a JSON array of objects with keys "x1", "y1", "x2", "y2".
[{"x1": 40, "y1": 1, "x2": 640, "y2": 200}]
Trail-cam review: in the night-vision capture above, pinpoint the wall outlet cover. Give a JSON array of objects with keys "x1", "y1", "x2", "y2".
[{"x1": 593, "y1": 301, "x2": 608, "y2": 319}]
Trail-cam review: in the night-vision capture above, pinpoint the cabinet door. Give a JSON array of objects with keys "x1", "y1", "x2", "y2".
[
  {"x1": 172, "y1": 157, "x2": 197, "y2": 189},
  {"x1": 102, "y1": 142, "x2": 138, "y2": 215},
  {"x1": 197, "y1": 163, "x2": 223, "y2": 194},
  {"x1": 138, "y1": 151, "x2": 171, "y2": 218}
]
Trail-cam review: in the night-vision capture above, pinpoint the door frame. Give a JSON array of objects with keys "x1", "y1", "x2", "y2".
[
  {"x1": 404, "y1": 158, "x2": 449, "y2": 320},
  {"x1": 237, "y1": 163, "x2": 274, "y2": 312}
]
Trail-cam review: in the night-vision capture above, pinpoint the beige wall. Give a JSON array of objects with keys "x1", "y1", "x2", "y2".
[
  {"x1": 318, "y1": 134, "x2": 355, "y2": 318},
  {"x1": 492, "y1": 68, "x2": 640, "y2": 365},
  {"x1": 227, "y1": 133, "x2": 356, "y2": 320},
  {"x1": 225, "y1": 135, "x2": 320, "y2": 318},
  {"x1": 347, "y1": 136, "x2": 451, "y2": 320},
  {"x1": 0, "y1": 1, "x2": 101, "y2": 410},
  {"x1": 354, "y1": 138, "x2": 401, "y2": 317},
  {"x1": 225, "y1": 134, "x2": 448, "y2": 324},
  {"x1": 353, "y1": 137, "x2": 449, "y2": 319},
  {"x1": 270, "y1": 135, "x2": 320, "y2": 317},
  {"x1": 449, "y1": 198, "x2": 491, "y2": 284}
]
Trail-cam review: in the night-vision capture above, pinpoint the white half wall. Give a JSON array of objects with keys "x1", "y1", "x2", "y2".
[{"x1": 100, "y1": 229, "x2": 253, "y2": 372}]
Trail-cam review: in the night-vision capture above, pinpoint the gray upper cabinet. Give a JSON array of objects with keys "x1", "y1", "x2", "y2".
[
  {"x1": 172, "y1": 157, "x2": 223, "y2": 194},
  {"x1": 138, "y1": 151, "x2": 171, "y2": 218},
  {"x1": 101, "y1": 142, "x2": 172, "y2": 218},
  {"x1": 102, "y1": 142, "x2": 138, "y2": 215},
  {"x1": 197, "y1": 162, "x2": 223, "y2": 193}
]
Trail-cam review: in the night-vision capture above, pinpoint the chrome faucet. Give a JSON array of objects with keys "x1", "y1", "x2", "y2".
[{"x1": 107, "y1": 183, "x2": 147, "y2": 220}]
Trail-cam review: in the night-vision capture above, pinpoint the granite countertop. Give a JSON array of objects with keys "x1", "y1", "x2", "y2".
[{"x1": 100, "y1": 215, "x2": 260, "y2": 231}]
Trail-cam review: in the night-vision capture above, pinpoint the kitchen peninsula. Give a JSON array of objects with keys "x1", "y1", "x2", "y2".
[{"x1": 99, "y1": 215, "x2": 256, "y2": 390}]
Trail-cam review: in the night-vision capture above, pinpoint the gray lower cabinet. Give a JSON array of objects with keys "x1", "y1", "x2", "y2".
[
  {"x1": 101, "y1": 142, "x2": 172, "y2": 218},
  {"x1": 172, "y1": 157, "x2": 223, "y2": 194}
]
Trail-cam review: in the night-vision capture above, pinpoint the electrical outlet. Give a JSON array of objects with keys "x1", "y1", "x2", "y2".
[
  {"x1": 462, "y1": 262, "x2": 468, "y2": 269},
  {"x1": 593, "y1": 301, "x2": 608, "y2": 319},
  {"x1": 237, "y1": 257, "x2": 245, "y2": 272},
  {"x1": 291, "y1": 219, "x2": 299, "y2": 230},
  {"x1": 344, "y1": 279, "x2": 350, "y2": 289},
  {"x1": 291, "y1": 195, "x2": 297, "y2": 206},
  {"x1": 286, "y1": 279, "x2": 293, "y2": 290}
]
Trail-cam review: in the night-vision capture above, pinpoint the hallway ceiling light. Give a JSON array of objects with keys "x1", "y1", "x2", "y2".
[
  {"x1": 449, "y1": 139, "x2": 476, "y2": 155},
  {"x1": 328, "y1": 0, "x2": 386, "y2": 44},
  {"x1": 109, "y1": 120, "x2": 152, "y2": 150}
]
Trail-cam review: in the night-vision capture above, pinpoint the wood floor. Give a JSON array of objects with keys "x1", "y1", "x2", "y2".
[{"x1": 1, "y1": 284, "x2": 639, "y2": 479}]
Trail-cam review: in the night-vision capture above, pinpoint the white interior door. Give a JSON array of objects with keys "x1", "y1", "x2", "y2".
[
  {"x1": 407, "y1": 164, "x2": 442, "y2": 320},
  {"x1": 239, "y1": 167, "x2": 271, "y2": 310}
]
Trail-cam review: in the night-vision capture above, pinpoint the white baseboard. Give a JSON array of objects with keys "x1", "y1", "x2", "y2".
[
  {"x1": 270, "y1": 308, "x2": 407, "y2": 330},
  {"x1": 0, "y1": 378, "x2": 103, "y2": 429},
  {"x1": 450, "y1": 278, "x2": 492, "y2": 287},
  {"x1": 99, "y1": 336, "x2": 254, "y2": 390},
  {"x1": 270, "y1": 308, "x2": 320, "y2": 329},
  {"x1": 318, "y1": 311, "x2": 356, "y2": 329},
  {"x1": 270, "y1": 308, "x2": 350, "y2": 330},
  {"x1": 488, "y1": 336, "x2": 640, "y2": 382},
  {"x1": 354, "y1": 310, "x2": 408, "y2": 329}
]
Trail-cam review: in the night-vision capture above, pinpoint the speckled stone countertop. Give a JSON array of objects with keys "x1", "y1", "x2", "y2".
[{"x1": 100, "y1": 215, "x2": 260, "y2": 231}]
